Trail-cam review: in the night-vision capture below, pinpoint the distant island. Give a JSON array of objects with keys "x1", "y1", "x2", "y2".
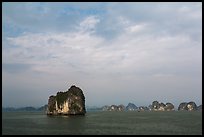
[
  {"x1": 2, "y1": 102, "x2": 202, "y2": 112},
  {"x1": 2, "y1": 85, "x2": 202, "y2": 113},
  {"x1": 101, "y1": 101, "x2": 202, "y2": 112},
  {"x1": 2, "y1": 105, "x2": 47, "y2": 112}
]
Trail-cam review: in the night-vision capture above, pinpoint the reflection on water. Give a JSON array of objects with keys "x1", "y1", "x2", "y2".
[{"x1": 46, "y1": 114, "x2": 86, "y2": 132}]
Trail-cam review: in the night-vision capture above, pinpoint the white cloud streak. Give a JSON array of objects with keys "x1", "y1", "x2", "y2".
[{"x1": 79, "y1": 15, "x2": 100, "y2": 33}]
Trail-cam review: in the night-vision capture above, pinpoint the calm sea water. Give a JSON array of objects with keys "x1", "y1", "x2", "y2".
[{"x1": 2, "y1": 111, "x2": 202, "y2": 135}]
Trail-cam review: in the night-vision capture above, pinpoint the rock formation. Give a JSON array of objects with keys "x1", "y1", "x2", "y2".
[
  {"x1": 102, "y1": 105, "x2": 110, "y2": 111},
  {"x1": 101, "y1": 104, "x2": 125, "y2": 111},
  {"x1": 187, "y1": 101, "x2": 197, "y2": 111},
  {"x1": 197, "y1": 105, "x2": 202, "y2": 111},
  {"x1": 165, "y1": 103, "x2": 174, "y2": 111},
  {"x1": 47, "y1": 85, "x2": 86, "y2": 115},
  {"x1": 118, "y1": 104, "x2": 126, "y2": 111},
  {"x1": 138, "y1": 106, "x2": 149, "y2": 111},
  {"x1": 126, "y1": 103, "x2": 138, "y2": 111},
  {"x1": 151, "y1": 101, "x2": 174, "y2": 111},
  {"x1": 178, "y1": 102, "x2": 188, "y2": 111},
  {"x1": 178, "y1": 101, "x2": 197, "y2": 111},
  {"x1": 158, "y1": 103, "x2": 166, "y2": 111},
  {"x1": 152, "y1": 101, "x2": 160, "y2": 110}
]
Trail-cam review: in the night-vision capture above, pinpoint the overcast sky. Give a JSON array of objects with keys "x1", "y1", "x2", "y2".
[{"x1": 2, "y1": 2, "x2": 202, "y2": 108}]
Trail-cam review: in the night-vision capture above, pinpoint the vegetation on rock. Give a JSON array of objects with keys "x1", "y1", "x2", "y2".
[{"x1": 47, "y1": 85, "x2": 86, "y2": 115}]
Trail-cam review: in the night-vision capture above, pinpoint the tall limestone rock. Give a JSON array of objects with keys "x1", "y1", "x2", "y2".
[{"x1": 47, "y1": 85, "x2": 86, "y2": 115}]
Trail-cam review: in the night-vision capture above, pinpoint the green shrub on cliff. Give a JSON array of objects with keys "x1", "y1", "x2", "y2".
[{"x1": 56, "y1": 91, "x2": 68, "y2": 108}]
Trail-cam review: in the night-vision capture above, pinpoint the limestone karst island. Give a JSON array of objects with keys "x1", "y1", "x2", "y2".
[
  {"x1": 46, "y1": 85, "x2": 86, "y2": 115},
  {"x1": 45, "y1": 85, "x2": 201, "y2": 116}
]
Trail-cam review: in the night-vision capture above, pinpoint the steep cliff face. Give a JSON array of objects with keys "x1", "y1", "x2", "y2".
[{"x1": 47, "y1": 85, "x2": 86, "y2": 115}]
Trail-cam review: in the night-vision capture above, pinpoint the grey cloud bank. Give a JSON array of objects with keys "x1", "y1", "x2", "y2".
[{"x1": 2, "y1": 2, "x2": 202, "y2": 108}]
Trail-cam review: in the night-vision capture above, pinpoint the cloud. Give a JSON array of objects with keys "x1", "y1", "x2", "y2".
[
  {"x1": 3, "y1": 18, "x2": 104, "y2": 75},
  {"x1": 125, "y1": 23, "x2": 147, "y2": 33},
  {"x1": 98, "y1": 2, "x2": 202, "y2": 39},
  {"x1": 2, "y1": 2, "x2": 202, "y2": 107},
  {"x1": 4, "y1": 14, "x2": 201, "y2": 79},
  {"x1": 2, "y1": 2, "x2": 106, "y2": 36},
  {"x1": 78, "y1": 15, "x2": 100, "y2": 33}
]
